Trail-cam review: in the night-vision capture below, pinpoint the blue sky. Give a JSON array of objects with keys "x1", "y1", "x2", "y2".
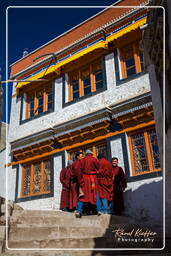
[{"x1": 0, "y1": 0, "x2": 118, "y2": 123}]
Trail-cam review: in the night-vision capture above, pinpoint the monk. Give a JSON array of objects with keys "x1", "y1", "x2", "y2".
[
  {"x1": 111, "y1": 157, "x2": 127, "y2": 215},
  {"x1": 75, "y1": 149, "x2": 100, "y2": 217},
  {"x1": 97, "y1": 153, "x2": 113, "y2": 214},
  {"x1": 59, "y1": 160, "x2": 78, "y2": 211},
  {"x1": 72, "y1": 152, "x2": 84, "y2": 197}
]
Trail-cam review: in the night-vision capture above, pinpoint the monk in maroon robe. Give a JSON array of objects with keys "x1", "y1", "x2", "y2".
[
  {"x1": 75, "y1": 149, "x2": 100, "y2": 217},
  {"x1": 60, "y1": 160, "x2": 78, "y2": 211},
  {"x1": 72, "y1": 152, "x2": 84, "y2": 197},
  {"x1": 97, "y1": 154, "x2": 113, "y2": 202},
  {"x1": 112, "y1": 157, "x2": 127, "y2": 215}
]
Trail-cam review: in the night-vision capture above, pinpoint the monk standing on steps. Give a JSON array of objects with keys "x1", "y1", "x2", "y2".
[
  {"x1": 96, "y1": 153, "x2": 113, "y2": 214},
  {"x1": 72, "y1": 152, "x2": 84, "y2": 198},
  {"x1": 59, "y1": 160, "x2": 78, "y2": 212},
  {"x1": 75, "y1": 149, "x2": 100, "y2": 218},
  {"x1": 111, "y1": 157, "x2": 127, "y2": 215}
]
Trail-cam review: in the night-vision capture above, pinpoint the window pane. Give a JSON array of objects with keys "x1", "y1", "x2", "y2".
[
  {"x1": 48, "y1": 93, "x2": 53, "y2": 102},
  {"x1": 43, "y1": 160, "x2": 51, "y2": 192},
  {"x1": 72, "y1": 81, "x2": 79, "y2": 91},
  {"x1": 96, "y1": 81, "x2": 103, "y2": 90},
  {"x1": 33, "y1": 163, "x2": 41, "y2": 194},
  {"x1": 125, "y1": 57, "x2": 135, "y2": 67},
  {"x1": 83, "y1": 77, "x2": 90, "y2": 87},
  {"x1": 22, "y1": 165, "x2": 31, "y2": 196},
  {"x1": 127, "y1": 66, "x2": 136, "y2": 76},
  {"x1": 73, "y1": 91, "x2": 79, "y2": 99},
  {"x1": 84, "y1": 85, "x2": 91, "y2": 95},
  {"x1": 38, "y1": 96, "x2": 43, "y2": 106},
  {"x1": 131, "y1": 133, "x2": 149, "y2": 174},
  {"x1": 148, "y1": 130, "x2": 160, "y2": 169},
  {"x1": 48, "y1": 102, "x2": 53, "y2": 111},
  {"x1": 96, "y1": 143, "x2": 107, "y2": 158},
  {"x1": 38, "y1": 106, "x2": 43, "y2": 114}
]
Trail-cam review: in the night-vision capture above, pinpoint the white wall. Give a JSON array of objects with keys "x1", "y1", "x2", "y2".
[
  {"x1": 0, "y1": 147, "x2": 17, "y2": 201},
  {"x1": 8, "y1": 53, "x2": 151, "y2": 143}
]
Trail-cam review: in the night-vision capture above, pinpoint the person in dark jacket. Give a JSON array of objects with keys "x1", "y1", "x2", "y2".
[{"x1": 111, "y1": 157, "x2": 127, "y2": 215}]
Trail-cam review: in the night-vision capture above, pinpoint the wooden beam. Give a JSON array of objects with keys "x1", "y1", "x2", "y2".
[{"x1": 6, "y1": 120, "x2": 155, "y2": 167}]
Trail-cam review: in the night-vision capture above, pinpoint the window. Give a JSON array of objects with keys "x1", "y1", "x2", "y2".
[
  {"x1": 68, "y1": 58, "x2": 104, "y2": 101},
  {"x1": 128, "y1": 128, "x2": 160, "y2": 176},
  {"x1": 25, "y1": 83, "x2": 53, "y2": 119},
  {"x1": 68, "y1": 141, "x2": 107, "y2": 160},
  {"x1": 120, "y1": 41, "x2": 144, "y2": 80},
  {"x1": 21, "y1": 158, "x2": 52, "y2": 198}
]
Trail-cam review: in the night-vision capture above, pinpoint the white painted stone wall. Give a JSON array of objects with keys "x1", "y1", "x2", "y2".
[
  {"x1": 8, "y1": 53, "x2": 151, "y2": 143},
  {"x1": 0, "y1": 146, "x2": 17, "y2": 201},
  {"x1": 17, "y1": 153, "x2": 63, "y2": 210},
  {"x1": 0, "y1": 149, "x2": 6, "y2": 199}
]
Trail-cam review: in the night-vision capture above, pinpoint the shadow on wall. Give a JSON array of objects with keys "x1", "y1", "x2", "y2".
[
  {"x1": 124, "y1": 179, "x2": 163, "y2": 225},
  {"x1": 91, "y1": 179, "x2": 163, "y2": 254}
]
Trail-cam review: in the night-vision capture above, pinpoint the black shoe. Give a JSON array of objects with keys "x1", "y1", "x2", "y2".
[{"x1": 75, "y1": 212, "x2": 82, "y2": 218}]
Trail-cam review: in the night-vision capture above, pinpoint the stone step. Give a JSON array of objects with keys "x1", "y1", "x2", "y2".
[
  {"x1": 10, "y1": 214, "x2": 133, "y2": 228},
  {"x1": 9, "y1": 226, "x2": 112, "y2": 240},
  {"x1": 7, "y1": 237, "x2": 107, "y2": 249},
  {"x1": 12, "y1": 210, "x2": 133, "y2": 223}
]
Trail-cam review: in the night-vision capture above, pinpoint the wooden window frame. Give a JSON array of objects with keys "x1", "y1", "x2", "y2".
[
  {"x1": 120, "y1": 41, "x2": 143, "y2": 80},
  {"x1": 128, "y1": 127, "x2": 161, "y2": 177},
  {"x1": 67, "y1": 140, "x2": 107, "y2": 160},
  {"x1": 68, "y1": 58, "x2": 102, "y2": 102},
  {"x1": 20, "y1": 158, "x2": 52, "y2": 198},
  {"x1": 25, "y1": 83, "x2": 53, "y2": 120}
]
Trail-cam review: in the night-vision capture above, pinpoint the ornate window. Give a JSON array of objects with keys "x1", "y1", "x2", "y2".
[
  {"x1": 68, "y1": 141, "x2": 107, "y2": 160},
  {"x1": 128, "y1": 128, "x2": 160, "y2": 176},
  {"x1": 119, "y1": 41, "x2": 144, "y2": 80},
  {"x1": 25, "y1": 83, "x2": 54, "y2": 120},
  {"x1": 68, "y1": 58, "x2": 104, "y2": 102},
  {"x1": 21, "y1": 158, "x2": 52, "y2": 198}
]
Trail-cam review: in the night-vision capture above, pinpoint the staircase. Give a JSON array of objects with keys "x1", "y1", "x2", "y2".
[{"x1": 0, "y1": 207, "x2": 166, "y2": 256}]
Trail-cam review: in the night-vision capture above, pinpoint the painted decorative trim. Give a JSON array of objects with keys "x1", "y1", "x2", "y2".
[
  {"x1": 16, "y1": 14, "x2": 147, "y2": 89},
  {"x1": 11, "y1": 7, "x2": 146, "y2": 78}
]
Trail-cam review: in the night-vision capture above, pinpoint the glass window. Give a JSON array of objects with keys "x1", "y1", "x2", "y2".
[
  {"x1": 21, "y1": 159, "x2": 52, "y2": 198},
  {"x1": 68, "y1": 58, "x2": 104, "y2": 102},
  {"x1": 82, "y1": 69, "x2": 91, "y2": 96},
  {"x1": 26, "y1": 83, "x2": 53, "y2": 119},
  {"x1": 120, "y1": 41, "x2": 143, "y2": 80},
  {"x1": 129, "y1": 128, "x2": 161, "y2": 176}
]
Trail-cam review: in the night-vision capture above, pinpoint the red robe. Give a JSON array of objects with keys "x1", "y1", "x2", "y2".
[
  {"x1": 79, "y1": 154, "x2": 100, "y2": 205},
  {"x1": 97, "y1": 158, "x2": 113, "y2": 201},
  {"x1": 59, "y1": 166, "x2": 78, "y2": 210},
  {"x1": 112, "y1": 166, "x2": 127, "y2": 213},
  {"x1": 72, "y1": 159, "x2": 84, "y2": 187}
]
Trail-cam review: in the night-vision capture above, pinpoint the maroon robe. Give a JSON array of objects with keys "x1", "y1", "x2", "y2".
[
  {"x1": 59, "y1": 166, "x2": 78, "y2": 210},
  {"x1": 112, "y1": 166, "x2": 127, "y2": 213},
  {"x1": 72, "y1": 159, "x2": 84, "y2": 187},
  {"x1": 79, "y1": 154, "x2": 100, "y2": 205},
  {"x1": 97, "y1": 158, "x2": 113, "y2": 201}
]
